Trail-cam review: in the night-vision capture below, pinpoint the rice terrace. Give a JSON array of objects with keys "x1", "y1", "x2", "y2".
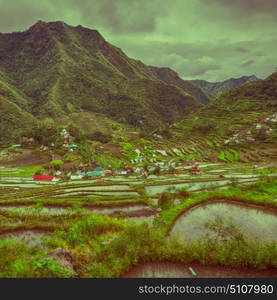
[{"x1": 0, "y1": 0, "x2": 277, "y2": 280}]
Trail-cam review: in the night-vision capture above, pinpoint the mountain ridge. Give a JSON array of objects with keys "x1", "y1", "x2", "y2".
[
  {"x1": 190, "y1": 75, "x2": 261, "y2": 98},
  {"x1": 150, "y1": 66, "x2": 210, "y2": 104},
  {"x1": 176, "y1": 72, "x2": 277, "y2": 139},
  {"x1": 0, "y1": 21, "x2": 204, "y2": 133}
]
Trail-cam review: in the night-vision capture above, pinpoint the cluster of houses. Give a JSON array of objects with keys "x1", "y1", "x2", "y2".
[
  {"x1": 60, "y1": 129, "x2": 78, "y2": 151},
  {"x1": 224, "y1": 113, "x2": 277, "y2": 146},
  {"x1": 38, "y1": 143, "x2": 78, "y2": 152},
  {"x1": 33, "y1": 160, "x2": 201, "y2": 182},
  {"x1": 264, "y1": 112, "x2": 277, "y2": 124},
  {"x1": 14, "y1": 128, "x2": 78, "y2": 152},
  {"x1": 34, "y1": 165, "x2": 136, "y2": 182}
]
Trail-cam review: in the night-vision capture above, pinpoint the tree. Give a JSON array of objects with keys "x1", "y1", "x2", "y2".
[
  {"x1": 79, "y1": 144, "x2": 94, "y2": 164},
  {"x1": 24, "y1": 121, "x2": 61, "y2": 145},
  {"x1": 121, "y1": 142, "x2": 138, "y2": 161},
  {"x1": 67, "y1": 124, "x2": 83, "y2": 142},
  {"x1": 192, "y1": 120, "x2": 216, "y2": 134}
]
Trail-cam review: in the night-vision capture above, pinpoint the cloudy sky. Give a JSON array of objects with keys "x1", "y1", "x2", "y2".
[{"x1": 0, "y1": 0, "x2": 277, "y2": 81}]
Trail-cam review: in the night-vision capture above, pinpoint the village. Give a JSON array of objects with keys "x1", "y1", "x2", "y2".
[
  {"x1": 224, "y1": 112, "x2": 277, "y2": 146},
  {"x1": 0, "y1": 116, "x2": 276, "y2": 280},
  {"x1": 6, "y1": 113, "x2": 277, "y2": 183},
  {"x1": 3, "y1": 127, "x2": 201, "y2": 182},
  {"x1": 33, "y1": 158, "x2": 202, "y2": 182},
  {"x1": 3, "y1": 110, "x2": 275, "y2": 185}
]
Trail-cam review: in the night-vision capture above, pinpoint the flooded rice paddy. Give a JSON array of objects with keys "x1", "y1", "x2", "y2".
[
  {"x1": 170, "y1": 201, "x2": 277, "y2": 243},
  {"x1": 0, "y1": 203, "x2": 157, "y2": 220},
  {"x1": 0, "y1": 230, "x2": 48, "y2": 246},
  {"x1": 144, "y1": 178, "x2": 258, "y2": 195},
  {"x1": 0, "y1": 162, "x2": 276, "y2": 251}
]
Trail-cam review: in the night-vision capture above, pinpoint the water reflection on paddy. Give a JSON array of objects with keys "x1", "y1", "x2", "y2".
[{"x1": 170, "y1": 201, "x2": 277, "y2": 243}]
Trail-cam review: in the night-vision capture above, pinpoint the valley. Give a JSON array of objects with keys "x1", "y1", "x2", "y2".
[{"x1": 0, "y1": 21, "x2": 276, "y2": 278}]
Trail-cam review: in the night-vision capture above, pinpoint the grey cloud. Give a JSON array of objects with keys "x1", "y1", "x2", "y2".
[
  {"x1": 0, "y1": 0, "x2": 167, "y2": 34},
  {"x1": 188, "y1": 65, "x2": 221, "y2": 76},
  {"x1": 254, "y1": 52, "x2": 266, "y2": 57},
  {"x1": 240, "y1": 60, "x2": 255, "y2": 68},
  {"x1": 202, "y1": 0, "x2": 277, "y2": 16},
  {"x1": 58, "y1": 0, "x2": 167, "y2": 33},
  {"x1": 0, "y1": 0, "x2": 276, "y2": 81},
  {"x1": 0, "y1": 1, "x2": 51, "y2": 32},
  {"x1": 235, "y1": 47, "x2": 250, "y2": 53},
  {"x1": 117, "y1": 38, "x2": 276, "y2": 81}
]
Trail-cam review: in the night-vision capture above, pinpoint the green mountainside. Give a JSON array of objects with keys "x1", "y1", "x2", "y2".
[
  {"x1": 160, "y1": 72, "x2": 277, "y2": 162},
  {"x1": 0, "y1": 95, "x2": 35, "y2": 144},
  {"x1": 0, "y1": 20, "x2": 276, "y2": 164},
  {"x1": 150, "y1": 66, "x2": 210, "y2": 104},
  {"x1": 0, "y1": 21, "x2": 203, "y2": 135}
]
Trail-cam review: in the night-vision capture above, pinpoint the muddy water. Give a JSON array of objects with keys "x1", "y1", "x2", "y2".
[
  {"x1": 0, "y1": 168, "x2": 19, "y2": 173},
  {"x1": 170, "y1": 201, "x2": 277, "y2": 243},
  {"x1": 0, "y1": 183, "x2": 42, "y2": 188},
  {"x1": 62, "y1": 185, "x2": 130, "y2": 192},
  {"x1": 123, "y1": 262, "x2": 277, "y2": 278},
  {"x1": 0, "y1": 206, "x2": 72, "y2": 216},
  {"x1": 54, "y1": 191, "x2": 139, "y2": 197},
  {"x1": 206, "y1": 169, "x2": 227, "y2": 173},
  {"x1": 0, "y1": 177, "x2": 33, "y2": 182},
  {"x1": 198, "y1": 163, "x2": 224, "y2": 168},
  {"x1": 88, "y1": 204, "x2": 155, "y2": 216},
  {"x1": 92, "y1": 191, "x2": 139, "y2": 196},
  {"x1": 145, "y1": 181, "x2": 231, "y2": 195},
  {"x1": 0, "y1": 230, "x2": 47, "y2": 246},
  {"x1": 222, "y1": 174, "x2": 259, "y2": 178},
  {"x1": 0, "y1": 204, "x2": 156, "y2": 218},
  {"x1": 144, "y1": 177, "x2": 261, "y2": 195}
]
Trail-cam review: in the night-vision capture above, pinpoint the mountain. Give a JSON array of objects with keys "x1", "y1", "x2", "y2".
[
  {"x1": 190, "y1": 75, "x2": 261, "y2": 98},
  {"x1": 0, "y1": 21, "x2": 203, "y2": 133},
  {"x1": 183, "y1": 72, "x2": 277, "y2": 137},
  {"x1": 149, "y1": 66, "x2": 210, "y2": 104},
  {"x1": 168, "y1": 72, "x2": 277, "y2": 162}
]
